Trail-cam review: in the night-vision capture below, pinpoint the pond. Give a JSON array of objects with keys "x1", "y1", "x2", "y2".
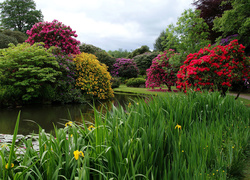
[{"x1": 0, "y1": 93, "x2": 144, "y2": 135}]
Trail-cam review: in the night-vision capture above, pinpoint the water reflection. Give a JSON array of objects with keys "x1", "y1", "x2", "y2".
[{"x1": 0, "y1": 93, "x2": 143, "y2": 135}]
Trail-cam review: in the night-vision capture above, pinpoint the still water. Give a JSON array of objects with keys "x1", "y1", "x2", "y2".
[{"x1": 0, "y1": 93, "x2": 143, "y2": 135}]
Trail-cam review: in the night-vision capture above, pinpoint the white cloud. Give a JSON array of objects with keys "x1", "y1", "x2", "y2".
[{"x1": 0, "y1": 0, "x2": 195, "y2": 51}]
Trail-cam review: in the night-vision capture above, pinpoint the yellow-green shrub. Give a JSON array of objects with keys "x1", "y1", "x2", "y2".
[{"x1": 74, "y1": 52, "x2": 114, "y2": 99}]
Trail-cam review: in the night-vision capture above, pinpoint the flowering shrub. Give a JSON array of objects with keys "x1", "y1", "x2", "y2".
[
  {"x1": 50, "y1": 49, "x2": 84, "y2": 103},
  {"x1": 111, "y1": 58, "x2": 139, "y2": 79},
  {"x1": 74, "y1": 52, "x2": 114, "y2": 100},
  {"x1": 146, "y1": 50, "x2": 177, "y2": 91},
  {"x1": 26, "y1": 20, "x2": 80, "y2": 55},
  {"x1": 176, "y1": 40, "x2": 250, "y2": 95}
]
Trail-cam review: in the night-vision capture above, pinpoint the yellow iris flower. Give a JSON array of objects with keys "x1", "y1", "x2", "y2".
[
  {"x1": 74, "y1": 150, "x2": 84, "y2": 160},
  {"x1": 5, "y1": 163, "x2": 14, "y2": 169},
  {"x1": 175, "y1": 124, "x2": 182, "y2": 130},
  {"x1": 88, "y1": 125, "x2": 95, "y2": 131},
  {"x1": 65, "y1": 121, "x2": 73, "y2": 127}
]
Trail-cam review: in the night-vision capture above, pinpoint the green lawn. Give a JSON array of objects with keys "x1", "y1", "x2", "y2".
[{"x1": 114, "y1": 84, "x2": 250, "y2": 107}]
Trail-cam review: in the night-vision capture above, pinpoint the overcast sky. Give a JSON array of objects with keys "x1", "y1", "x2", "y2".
[{"x1": 1, "y1": 0, "x2": 195, "y2": 51}]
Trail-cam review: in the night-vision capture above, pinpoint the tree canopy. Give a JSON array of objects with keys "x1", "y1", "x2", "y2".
[
  {"x1": 193, "y1": 0, "x2": 232, "y2": 43},
  {"x1": 0, "y1": 0, "x2": 43, "y2": 33},
  {"x1": 162, "y1": 9, "x2": 210, "y2": 55},
  {"x1": 213, "y1": 0, "x2": 250, "y2": 50}
]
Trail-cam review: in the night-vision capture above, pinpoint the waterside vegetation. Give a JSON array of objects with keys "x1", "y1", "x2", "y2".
[{"x1": 0, "y1": 92, "x2": 249, "y2": 179}]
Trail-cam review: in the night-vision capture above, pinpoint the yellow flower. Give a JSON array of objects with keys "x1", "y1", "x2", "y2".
[
  {"x1": 5, "y1": 163, "x2": 14, "y2": 169},
  {"x1": 65, "y1": 121, "x2": 73, "y2": 127},
  {"x1": 88, "y1": 125, "x2": 95, "y2": 131},
  {"x1": 128, "y1": 102, "x2": 131, "y2": 108},
  {"x1": 175, "y1": 124, "x2": 181, "y2": 130},
  {"x1": 74, "y1": 150, "x2": 84, "y2": 160},
  {"x1": 1, "y1": 144, "x2": 7, "y2": 148},
  {"x1": 182, "y1": 150, "x2": 184, "y2": 152}
]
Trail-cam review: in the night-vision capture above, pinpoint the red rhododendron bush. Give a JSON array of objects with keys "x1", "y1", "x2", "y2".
[
  {"x1": 176, "y1": 40, "x2": 250, "y2": 95},
  {"x1": 146, "y1": 50, "x2": 177, "y2": 91},
  {"x1": 26, "y1": 20, "x2": 80, "y2": 54}
]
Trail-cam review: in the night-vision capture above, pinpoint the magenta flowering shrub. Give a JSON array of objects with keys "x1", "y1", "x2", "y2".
[
  {"x1": 111, "y1": 58, "x2": 139, "y2": 79},
  {"x1": 146, "y1": 50, "x2": 177, "y2": 91},
  {"x1": 26, "y1": 20, "x2": 80, "y2": 55}
]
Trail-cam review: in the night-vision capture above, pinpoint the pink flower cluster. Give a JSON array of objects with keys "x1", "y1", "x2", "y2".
[
  {"x1": 26, "y1": 20, "x2": 80, "y2": 55},
  {"x1": 146, "y1": 50, "x2": 176, "y2": 90},
  {"x1": 176, "y1": 40, "x2": 250, "y2": 93}
]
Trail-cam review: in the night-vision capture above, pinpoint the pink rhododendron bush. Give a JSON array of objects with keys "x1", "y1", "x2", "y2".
[
  {"x1": 111, "y1": 58, "x2": 139, "y2": 79},
  {"x1": 26, "y1": 20, "x2": 80, "y2": 54},
  {"x1": 146, "y1": 50, "x2": 177, "y2": 91},
  {"x1": 176, "y1": 40, "x2": 250, "y2": 95}
]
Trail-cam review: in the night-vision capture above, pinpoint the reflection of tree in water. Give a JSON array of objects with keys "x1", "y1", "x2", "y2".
[{"x1": 74, "y1": 99, "x2": 114, "y2": 125}]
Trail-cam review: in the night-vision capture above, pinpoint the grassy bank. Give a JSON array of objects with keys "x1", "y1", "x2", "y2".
[
  {"x1": 0, "y1": 91, "x2": 249, "y2": 179},
  {"x1": 114, "y1": 84, "x2": 250, "y2": 107}
]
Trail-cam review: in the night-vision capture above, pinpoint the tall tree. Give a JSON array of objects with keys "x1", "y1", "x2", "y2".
[
  {"x1": 154, "y1": 30, "x2": 167, "y2": 51},
  {"x1": 0, "y1": 0, "x2": 43, "y2": 33},
  {"x1": 162, "y1": 9, "x2": 210, "y2": 54},
  {"x1": 193, "y1": 0, "x2": 232, "y2": 43}
]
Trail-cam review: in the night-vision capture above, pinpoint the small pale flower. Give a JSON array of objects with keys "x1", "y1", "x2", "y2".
[
  {"x1": 74, "y1": 150, "x2": 84, "y2": 160},
  {"x1": 175, "y1": 124, "x2": 181, "y2": 130}
]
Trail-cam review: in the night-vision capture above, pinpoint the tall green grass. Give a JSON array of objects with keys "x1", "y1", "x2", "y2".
[{"x1": 0, "y1": 92, "x2": 249, "y2": 179}]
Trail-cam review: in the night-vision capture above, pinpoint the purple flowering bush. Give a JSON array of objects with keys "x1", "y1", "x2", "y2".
[
  {"x1": 111, "y1": 58, "x2": 139, "y2": 79},
  {"x1": 52, "y1": 50, "x2": 84, "y2": 103},
  {"x1": 26, "y1": 20, "x2": 80, "y2": 55}
]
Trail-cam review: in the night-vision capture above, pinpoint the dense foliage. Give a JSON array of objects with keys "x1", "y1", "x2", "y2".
[
  {"x1": 111, "y1": 58, "x2": 139, "y2": 79},
  {"x1": 213, "y1": 0, "x2": 250, "y2": 51},
  {"x1": 26, "y1": 20, "x2": 80, "y2": 55},
  {"x1": 0, "y1": 43, "x2": 61, "y2": 106},
  {"x1": 79, "y1": 43, "x2": 115, "y2": 72},
  {"x1": 162, "y1": 9, "x2": 210, "y2": 54},
  {"x1": 126, "y1": 78, "x2": 146, "y2": 87},
  {"x1": 133, "y1": 52, "x2": 159, "y2": 75},
  {"x1": 0, "y1": 29, "x2": 27, "y2": 43},
  {"x1": 146, "y1": 50, "x2": 177, "y2": 91},
  {"x1": 52, "y1": 50, "x2": 84, "y2": 104},
  {"x1": 176, "y1": 40, "x2": 250, "y2": 95},
  {"x1": 193, "y1": 0, "x2": 232, "y2": 43},
  {"x1": 107, "y1": 48, "x2": 131, "y2": 58},
  {"x1": 79, "y1": 43, "x2": 103, "y2": 54},
  {"x1": 127, "y1": 45, "x2": 150, "y2": 58},
  {"x1": 0, "y1": 0, "x2": 43, "y2": 33},
  {"x1": 74, "y1": 52, "x2": 114, "y2": 99},
  {"x1": 154, "y1": 30, "x2": 167, "y2": 51},
  {"x1": 0, "y1": 33, "x2": 18, "y2": 49}
]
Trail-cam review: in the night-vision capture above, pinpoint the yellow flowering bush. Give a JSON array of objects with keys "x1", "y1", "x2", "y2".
[{"x1": 74, "y1": 52, "x2": 114, "y2": 99}]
